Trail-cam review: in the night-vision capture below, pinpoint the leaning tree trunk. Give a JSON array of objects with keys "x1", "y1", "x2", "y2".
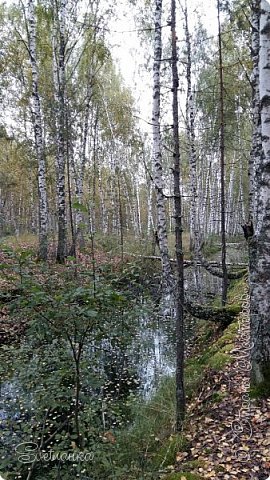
[
  {"x1": 27, "y1": 0, "x2": 48, "y2": 260},
  {"x1": 250, "y1": 0, "x2": 270, "y2": 387},
  {"x1": 152, "y1": 0, "x2": 172, "y2": 286},
  {"x1": 171, "y1": 0, "x2": 185, "y2": 430}
]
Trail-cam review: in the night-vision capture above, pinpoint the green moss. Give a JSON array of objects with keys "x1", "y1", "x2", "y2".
[
  {"x1": 227, "y1": 320, "x2": 239, "y2": 332},
  {"x1": 163, "y1": 472, "x2": 203, "y2": 480},
  {"x1": 226, "y1": 304, "x2": 242, "y2": 315},
  {"x1": 227, "y1": 277, "x2": 247, "y2": 304},
  {"x1": 207, "y1": 352, "x2": 232, "y2": 370},
  {"x1": 219, "y1": 343, "x2": 234, "y2": 354}
]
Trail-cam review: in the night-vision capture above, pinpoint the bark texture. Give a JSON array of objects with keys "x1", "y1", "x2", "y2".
[
  {"x1": 53, "y1": 0, "x2": 67, "y2": 263},
  {"x1": 152, "y1": 0, "x2": 172, "y2": 286},
  {"x1": 250, "y1": 0, "x2": 270, "y2": 387},
  {"x1": 27, "y1": 0, "x2": 48, "y2": 260},
  {"x1": 217, "y1": 0, "x2": 228, "y2": 305},
  {"x1": 171, "y1": 0, "x2": 185, "y2": 430},
  {"x1": 250, "y1": 0, "x2": 261, "y2": 221}
]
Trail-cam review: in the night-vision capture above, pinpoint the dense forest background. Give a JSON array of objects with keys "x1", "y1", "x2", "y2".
[{"x1": 0, "y1": 0, "x2": 250, "y2": 248}]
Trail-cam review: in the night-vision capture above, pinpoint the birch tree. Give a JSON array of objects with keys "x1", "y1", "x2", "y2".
[
  {"x1": 217, "y1": 0, "x2": 228, "y2": 305},
  {"x1": 183, "y1": 2, "x2": 199, "y2": 255},
  {"x1": 250, "y1": 0, "x2": 270, "y2": 388},
  {"x1": 152, "y1": 0, "x2": 172, "y2": 286},
  {"x1": 26, "y1": 0, "x2": 48, "y2": 260},
  {"x1": 53, "y1": 0, "x2": 67, "y2": 263},
  {"x1": 250, "y1": 0, "x2": 261, "y2": 221}
]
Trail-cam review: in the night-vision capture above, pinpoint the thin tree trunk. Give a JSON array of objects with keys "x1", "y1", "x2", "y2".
[
  {"x1": 217, "y1": 0, "x2": 228, "y2": 305},
  {"x1": 117, "y1": 169, "x2": 124, "y2": 264},
  {"x1": 53, "y1": 0, "x2": 67, "y2": 263},
  {"x1": 183, "y1": 2, "x2": 199, "y2": 254},
  {"x1": 171, "y1": 0, "x2": 185, "y2": 430},
  {"x1": 91, "y1": 113, "x2": 98, "y2": 235},
  {"x1": 152, "y1": 0, "x2": 172, "y2": 286},
  {"x1": 98, "y1": 168, "x2": 107, "y2": 233},
  {"x1": 226, "y1": 160, "x2": 235, "y2": 234},
  {"x1": 66, "y1": 112, "x2": 76, "y2": 258},
  {"x1": 147, "y1": 182, "x2": 154, "y2": 236},
  {"x1": 27, "y1": 0, "x2": 48, "y2": 260}
]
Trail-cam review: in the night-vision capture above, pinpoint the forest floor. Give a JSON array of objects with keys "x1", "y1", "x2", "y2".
[
  {"x1": 0, "y1": 238, "x2": 269, "y2": 480},
  {"x1": 172, "y1": 291, "x2": 270, "y2": 480},
  {"x1": 0, "y1": 242, "x2": 124, "y2": 346}
]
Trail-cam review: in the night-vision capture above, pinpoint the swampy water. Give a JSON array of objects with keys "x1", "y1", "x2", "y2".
[
  {"x1": 0, "y1": 265, "x2": 223, "y2": 421},
  {"x1": 0, "y1": 244, "x2": 246, "y2": 478}
]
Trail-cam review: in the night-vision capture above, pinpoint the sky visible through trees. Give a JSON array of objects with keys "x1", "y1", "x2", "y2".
[{"x1": 109, "y1": 0, "x2": 218, "y2": 128}]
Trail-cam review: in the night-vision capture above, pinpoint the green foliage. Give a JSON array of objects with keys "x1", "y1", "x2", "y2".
[
  {"x1": 113, "y1": 376, "x2": 188, "y2": 477},
  {"x1": 0, "y1": 250, "x2": 247, "y2": 479},
  {"x1": 0, "y1": 251, "x2": 146, "y2": 479},
  {"x1": 227, "y1": 277, "x2": 247, "y2": 304}
]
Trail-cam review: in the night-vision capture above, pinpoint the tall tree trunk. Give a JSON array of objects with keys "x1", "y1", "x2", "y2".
[
  {"x1": 171, "y1": 0, "x2": 185, "y2": 430},
  {"x1": 250, "y1": 0, "x2": 270, "y2": 387},
  {"x1": 152, "y1": 0, "x2": 172, "y2": 286},
  {"x1": 27, "y1": 0, "x2": 48, "y2": 260},
  {"x1": 183, "y1": 2, "x2": 199, "y2": 254},
  {"x1": 217, "y1": 0, "x2": 228, "y2": 305},
  {"x1": 53, "y1": 0, "x2": 67, "y2": 263},
  {"x1": 250, "y1": 0, "x2": 261, "y2": 221}
]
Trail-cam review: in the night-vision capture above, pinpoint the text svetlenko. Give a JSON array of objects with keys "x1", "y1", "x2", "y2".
[{"x1": 15, "y1": 442, "x2": 94, "y2": 464}]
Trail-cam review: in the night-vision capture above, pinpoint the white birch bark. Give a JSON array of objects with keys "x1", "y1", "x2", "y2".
[
  {"x1": 200, "y1": 157, "x2": 211, "y2": 235},
  {"x1": 27, "y1": 0, "x2": 48, "y2": 260},
  {"x1": 250, "y1": 0, "x2": 270, "y2": 385},
  {"x1": 135, "y1": 179, "x2": 142, "y2": 237},
  {"x1": 226, "y1": 160, "x2": 235, "y2": 233},
  {"x1": 53, "y1": 0, "x2": 67, "y2": 262},
  {"x1": 250, "y1": 0, "x2": 261, "y2": 220},
  {"x1": 152, "y1": 0, "x2": 172, "y2": 285},
  {"x1": 147, "y1": 181, "x2": 154, "y2": 236},
  {"x1": 72, "y1": 96, "x2": 92, "y2": 244},
  {"x1": 98, "y1": 168, "x2": 107, "y2": 233},
  {"x1": 184, "y1": 4, "x2": 200, "y2": 254}
]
